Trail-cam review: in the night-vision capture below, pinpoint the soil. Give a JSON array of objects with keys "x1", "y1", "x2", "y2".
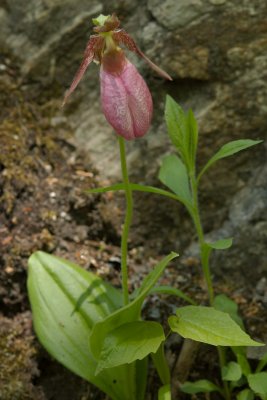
[{"x1": 0, "y1": 58, "x2": 266, "y2": 400}]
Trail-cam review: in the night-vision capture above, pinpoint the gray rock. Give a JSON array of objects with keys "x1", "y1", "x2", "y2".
[
  {"x1": 147, "y1": 0, "x2": 208, "y2": 30},
  {"x1": 1, "y1": 0, "x2": 267, "y2": 285}
]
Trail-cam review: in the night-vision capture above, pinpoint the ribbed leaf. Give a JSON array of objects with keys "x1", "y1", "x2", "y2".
[
  {"x1": 96, "y1": 321, "x2": 165, "y2": 374},
  {"x1": 159, "y1": 154, "x2": 192, "y2": 209},
  {"x1": 169, "y1": 306, "x2": 263, "y2": 347},
  {"x1": 90, "y1": 252, "x2": 178, "y2": 360},
  {"x1": 27, "y1": 251, "x2": 138, "y2": 400}
]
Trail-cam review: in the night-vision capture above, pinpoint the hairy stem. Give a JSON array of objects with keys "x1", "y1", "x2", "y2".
[{"x1": 118, "y1": 136, "x2": 133, "y2": 305}]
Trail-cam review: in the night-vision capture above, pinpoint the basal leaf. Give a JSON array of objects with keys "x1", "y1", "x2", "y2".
[
  {"x1": 198, "y1": 139, "x2": 262, "y2": 181},
  {"x1": 96, "y1": 321, "x2": 165, "y2": 374},
  {"x1": 27, "y1": 251, "x2": 137, "y2": 400},
  {"x1": 159, "y1": 154, "x2": 192, "y2": 209},
  {"x1": 169, "y1": 306, "x2": 263, "y2": 347}
]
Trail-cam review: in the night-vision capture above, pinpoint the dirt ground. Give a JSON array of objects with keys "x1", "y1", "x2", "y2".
[{"x1": 0, "y1": 58, "x2": 266, "y2": 400}]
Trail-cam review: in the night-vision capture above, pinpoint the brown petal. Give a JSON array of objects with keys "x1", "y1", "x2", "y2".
[
  {"x1": 113, "y1": 29, "x2": 172, "y2": 81},
  {"x1": 62, "y1": 35, "x2": 104, "y2": 106}
]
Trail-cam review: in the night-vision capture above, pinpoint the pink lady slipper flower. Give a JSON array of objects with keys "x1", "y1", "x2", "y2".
[{"x1": 63, "y1": 14, "x2": 172, "y2": 140}]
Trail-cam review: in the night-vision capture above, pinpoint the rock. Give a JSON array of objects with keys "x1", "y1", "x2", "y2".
[
  {"x1": 148, "y1": 0, "x2": 207, "y2": 29},
  {"x1": 1, "y1": 0, "x2": 267, "y2": 283}
]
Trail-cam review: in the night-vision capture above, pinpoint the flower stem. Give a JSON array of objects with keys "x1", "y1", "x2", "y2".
[
  {"x1": 118, "y1": 136, "x2": 133, "y2": 306},
  {"x1": 189, "y1": 172, "x2": 230, "y2": 400}
]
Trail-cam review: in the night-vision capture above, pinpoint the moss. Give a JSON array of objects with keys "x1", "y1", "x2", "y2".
[
  {"x1": 0, "y1": 77, "x2": 70, "y2": 214},
  {"x1": 0, "y1": 313, "x2": 45, "y2": 400}
]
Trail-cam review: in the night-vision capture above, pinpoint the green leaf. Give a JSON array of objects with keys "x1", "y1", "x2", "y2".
[
  {"x1": 90, "y1": 252, "x2": 178, "y2": 360},
  {"x1": 180, "y1": 379, "x2": 222, "y2": 394},
  {"x1": 237, "y1": 389, "x2": 255, "y2": 400},
  {"x1": 151, "y1": 343, "x2": 170, "y2": 385},
  {"x1": 198, "y1": 139, "x2": 262, "y2": 181},
  {"x1": 158, "y1": 384, "x2": 172, "y2": 400},
  {"x1": 214, "y1": 294, "x2": 244, "y2": 328},
  {"x1": 159, "y1": 154, "x2": 192, "y2": 209},
  {"x1": 135, "y1": 358, "x2": 148, "y2": 400},
  {"x1": 27, "y1": 251, "x2": 138, "y2": 400},
  {"x1": 165, "y1": 96, "x2": 198, "y2": 171},
  {"x1": 150, "y1": 285, "x2": 196, "y2": 305},
  {"x1": 256, "y1": 351, "x2": 267, "y2": 373},
  {"x1": 95, "y1": 321, "x2": 165, "y2": 374},
  {"x1": 207, "y1": 238, "x2": 233, "y2": 250},
  {"x1": 85, "y1": 183, "x2": 180, "y2": 202},
  {"x1": 168, "y1": 306, "x2": 263, "y2": 347},
  {"x1": 222, "y1": 361, "x2": 242, "y2": 381},
  {"x1": 136, "y1": 253, "x2": 179, "y2": 298},
  {"x1": 165, "y1": 95, "x2": 187, "y2": 160},
  {"x1": 248, "y1": 372, "x2": 267, "y2": 395},
  {"x1": 232, "y1": 347, "x2": 251, "y2": 377}
]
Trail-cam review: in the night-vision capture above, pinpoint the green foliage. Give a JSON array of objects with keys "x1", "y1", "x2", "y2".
[
  {"x1": 149, "y1": 285, "x2": 196, "y2": 305},
  {"x1": 165, "y1": 95, "x2": 198, "y2": 172},
  {"x1": 248, "y1": 373, "x2": 267, "y2": 396},
  {"x1": 214, "y1": 294, "x2": 244, "y2": 328},
  {"x1": 90, "y1": 252, "x2": 178, "y2": 360},
  {"x1": 95, "y1": 321, "x2": 165, "y2": 374},
  {"x1": 232, "y1": 347, "x2": 252, "y2": 377},
  {"x1": 27, "y1": 251, "x2": 137, "y2": 400},
  {"x1": 158, "y1": 154, "x2": 192, "y2": 210},
  {"x1": 206, "y1": 238, "x2": 233, "y2": 250},
  {"x1": 158, "y1": 384, "x2": 172, "y2": 400},
  {"x1": 151, "y1": 343, "x2": 170, "y2": 385},
  {"x1": 86, "y1": 183, "x2": 180, "y2": 202},
  {"x1": 198, "y1": 139, "x2": 262, "y2": 181},
  {"x1": 256, "y1": 351, "x2": 267, "y2": 373},
  {"x1": 168, "y1": 306, "x2": 263, "y2": 346},
  {"x1": 222, "y1": 361, "x2": 242, "y2": 381},
  {"x1": 180, "y1": 379, "x2": 222, "y2": 394},
  {"x1": 237, "y1": 389, "x2": 255, "y2": 400}
]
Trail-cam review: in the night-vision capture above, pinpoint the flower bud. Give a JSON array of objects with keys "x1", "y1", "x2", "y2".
[{"x1": 100, "y1": 56, "x2": 153, "y2": 140}]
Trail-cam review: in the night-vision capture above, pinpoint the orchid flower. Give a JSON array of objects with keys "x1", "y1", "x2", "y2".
[{"x1": 63, "y1": 14, "x2": 172, "y2": 140}]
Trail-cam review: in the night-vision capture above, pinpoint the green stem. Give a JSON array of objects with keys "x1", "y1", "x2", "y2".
[
  {"x1": 189, "y1": 172, "x2": 230, "y2": 400},
  {"x1": 151, "y1": 343, "x2": 170, "y2": 385},
  {"x1": 218, "y1": 347, "x2": 231, "y2": 400},
  {"x1": 118, "y1": 136, "x2": 133, "y2": 306},
  {"x1": 189, "y1": 173, "x2": 214, "y2": 304}
]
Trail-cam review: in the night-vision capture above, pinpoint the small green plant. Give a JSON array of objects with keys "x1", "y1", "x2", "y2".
[
  {"x1": 156, "y1": 96, "x2": 265, "y2": 399},
  {"x1": 27, "y1": 13, "x2": 265, "y2": 400}
]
